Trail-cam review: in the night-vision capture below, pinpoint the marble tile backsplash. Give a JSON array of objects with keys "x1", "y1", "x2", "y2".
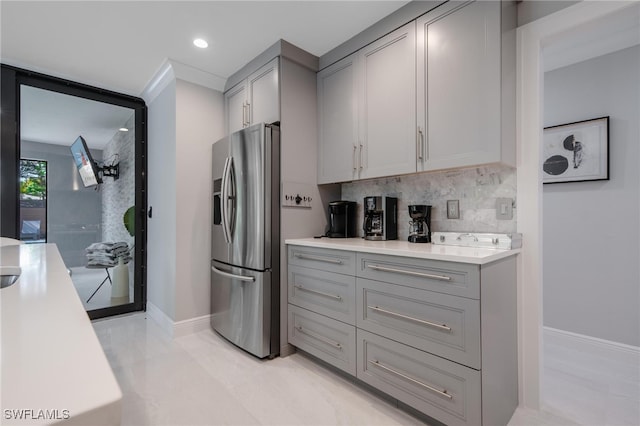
[
  {"x1": 341, "y1": 165, "x2": 517, "y2": 240},
  {"x1": 102, "y1": 114, "x2": 135, "y2": 247}
]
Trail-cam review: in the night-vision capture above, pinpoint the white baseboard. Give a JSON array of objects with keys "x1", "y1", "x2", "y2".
[
  {"x1": 146, "y1": 302, "x2": 212, "y2": 338},
  {"x1": 173, "y1": 314, "x2": 212, "y2": 337},
  {"x1": 146, "y1": 302, "x2": 175, "y2": 337},
  {"x1": 543, "y1": 326, "x2": 640, "y2": 368}
]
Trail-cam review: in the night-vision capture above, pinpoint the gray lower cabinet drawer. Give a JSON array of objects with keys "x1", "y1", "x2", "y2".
[
  {"x1": 357, "y1": 253, "x2": 480, "y2": 299},
  {"x1": 288, "y1": 305, "x2": 356, "y2": 375},
  {"x1": 356, "y1": 277, "x2": 480, "y2": 369},
  {"x1": 357, "y1": 330, "x2": 481, "y2": 426},
  {"x1": 289, "y1": 245, "x2": 356, "y2": 275},
  {"x1": 289, "y1": 265, "x2": 356, "y2": 325}
]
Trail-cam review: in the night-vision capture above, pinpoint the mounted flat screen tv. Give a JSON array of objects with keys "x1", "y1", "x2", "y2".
[{"x1": 70, "y1": 136, "x2": 101, "y2": 187}]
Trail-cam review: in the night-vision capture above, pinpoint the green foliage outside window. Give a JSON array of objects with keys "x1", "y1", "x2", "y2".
[{"x1": 20, "y1": 160, "x2": 47, "y2": 200}]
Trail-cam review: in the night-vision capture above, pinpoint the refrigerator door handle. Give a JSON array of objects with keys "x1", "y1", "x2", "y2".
[
  {"x1": 211, "y1": 265, "x2": 255, "y2": 282},
  {"x1": 225, "y1": 157, "x2": 236, "y2": 239},
  {"x1": 220, "y1": 157, "x2": 231, "y2": 244}
]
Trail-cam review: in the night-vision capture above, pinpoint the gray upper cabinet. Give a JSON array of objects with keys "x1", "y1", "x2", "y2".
[
  {"x1": 317, "y1": 22, "x2": 416, "y2": 184},
  {"x1": 417, "y1": 0, "x2": 515, "y2": 171},
  {"x1": 317, "y1": 0, "x2": 515, "y2": 182},
  {"x1": 224, "y1": 82, "x2": 247, "y2": 135},
  {"x1": 359, "y1": 22, "x2": 417, "y2": 180},
  {"x1": 225, "y1": 58, "x2": 279, "y2": 135},
  {"x1": 317, "y1": 54, "x2": 358, "y2": 184}
]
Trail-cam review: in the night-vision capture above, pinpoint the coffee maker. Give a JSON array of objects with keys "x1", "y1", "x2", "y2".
[
  {"x1": 407, "y1": 205, "x2": 432, "y2": 243},
  {"x1": 363, "y1": 196, "x2": 398, "y2": 241},
  {"x1": 328, "y1": 201, "x2": 357, "y2": 238}
]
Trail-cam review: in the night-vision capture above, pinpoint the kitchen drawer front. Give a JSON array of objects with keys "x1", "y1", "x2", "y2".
[
  {"x1": 357, "y1": 330, "x2": 481, "y2": 426},
  {"x1": 289, "y1": 245, "x2": 356, "y2": 275},
  {"x1": 357, "y1": 253, "x2": 480, "y2": 299},
  {"x1": 289, "y1": 265, "x2": 356, "y2": 325},
  {"x1": 288, "y1": 305, "x2": 356, "y2": 376},
  {"x1": 357, "y1": 278, "x2": 480, "y2": 369}
]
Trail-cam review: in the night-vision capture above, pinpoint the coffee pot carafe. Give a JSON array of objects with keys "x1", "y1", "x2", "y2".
[
  {"x1": 363, "y1": 196, "x2": 398, "y2": 241},
  {"x1": 407, "y1": 205, "x2": 431, "y2": 243}
]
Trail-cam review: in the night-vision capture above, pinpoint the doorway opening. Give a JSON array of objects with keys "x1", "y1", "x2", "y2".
[
  {"x1": 1, "y1": 64, "x2": 147, "y2": 320},
  {"x1": 516, "y1": 1, "x2": 640, "y2": 421},
  {"x1": 540, "y1": 6, "x2": 640, "y2": 425}
]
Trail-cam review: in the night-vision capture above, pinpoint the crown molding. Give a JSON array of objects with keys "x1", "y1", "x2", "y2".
[{"x1": 141, "y1": 58, "x2": 226, "y2": 103}]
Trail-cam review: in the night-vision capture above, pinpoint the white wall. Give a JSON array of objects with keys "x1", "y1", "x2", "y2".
[
  {"x1": 174, "y1": 79, "x2": 224, "y2": 321},
  {"x1": 146, "y1": 79, "x2": 177, "y2": 320},
  {"x1": 543, "y1": 45, "x2": 640, "y2": 346}
]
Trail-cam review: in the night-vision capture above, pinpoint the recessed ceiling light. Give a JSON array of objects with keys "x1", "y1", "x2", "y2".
[
  {"x1": 193, "y1": 38, "x2": 208, "y2": 49},
  {"x1": 119, "y1": 128, "x2": 129, "y2": 132}
]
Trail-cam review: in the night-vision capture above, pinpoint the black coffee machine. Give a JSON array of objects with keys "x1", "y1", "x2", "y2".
[
  {"x1": 407, "y1": 205, "x2": 432, "y2": 243},
  {"x1": 328, "y1": 201, "x2": 357, "y2": 238},
  {"x1": 363, "y1": 196, "x2": 397, "y2": 241}
]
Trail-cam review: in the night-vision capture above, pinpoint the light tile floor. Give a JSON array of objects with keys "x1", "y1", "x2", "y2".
[
  {"x1": 93, "y1": 313, "x2": 614, "y2": 426},
  {"x1": 541, "y1": 333, "x2": 640, "y2": 426},
  {"x1": 71, "y1": 266, "x2": 132, "y2": 311}
]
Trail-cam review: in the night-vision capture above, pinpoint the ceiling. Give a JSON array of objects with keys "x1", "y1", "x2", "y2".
[
  {"x1": 20, "y1": 86, "x2": 134, "y2": 150},
  {"x1": 2, "y1": 1, "x2": 409, "y2": 149},
  {"x1": 8, "y1": 1, "x2": 639, "y2": 150},
  {"x1": 1, "y1": 1, "x2": 410, "y2": 96}
]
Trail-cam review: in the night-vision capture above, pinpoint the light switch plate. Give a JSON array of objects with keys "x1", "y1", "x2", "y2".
[
  {"x1": 496, "y1": 198, "x2": 513, "y2": 220},
  {"x1": 446, "y1": 200, "x2": 460, "y2": 219}
]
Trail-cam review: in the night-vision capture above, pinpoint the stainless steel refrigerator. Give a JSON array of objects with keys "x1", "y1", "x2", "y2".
[{"x1": 211, "y1": 123, "x2": 280, "y2": 358}]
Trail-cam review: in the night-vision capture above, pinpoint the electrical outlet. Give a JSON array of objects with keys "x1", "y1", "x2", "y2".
[
  {"x1": 446, "y1": 200, "x2": 460, "y2": 219},
  {"x1": 496, "y1": 198, "x2": 513, "y2": 220}
]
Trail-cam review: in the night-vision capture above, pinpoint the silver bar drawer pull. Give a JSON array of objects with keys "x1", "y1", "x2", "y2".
[
  {"x1": 367, "y1": 305, "x2": 452, "y2": 332},
  {"x1": 294, "y1": 285, "x2": 342, "y2": 300},
  {"x1": 369, "y1": 360, "x2": 453, "y2": 400},
  {"x1": 295, "y1": 326, "x2": 342, "y2": 350},
  {"x1": 294, "y1": 254, "x2": 343, "y2": 265},
  {"x1": 367, "y1": 264, "x2": 451, "y2": 281}
]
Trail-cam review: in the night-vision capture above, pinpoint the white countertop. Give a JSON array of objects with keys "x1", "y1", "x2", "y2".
[
  {"x1": 285, "y1": 237, "x2": 519, "y2": 265},
  {"x1": 1, "y1": 244, "x2": 122, "y2": 425}
]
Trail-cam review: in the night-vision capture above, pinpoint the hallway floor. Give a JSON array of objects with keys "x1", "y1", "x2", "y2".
[
  {"x1": 71, "y1": 266, "x2": 132, "y2": 311},
  {"x1": 93, "y1": 313, "x2": 632, "y2": 425}
]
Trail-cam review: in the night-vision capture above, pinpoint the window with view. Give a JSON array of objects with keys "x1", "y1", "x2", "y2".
[{"x1": 19, "y1": 159, "x2": 47, "y2": 243}]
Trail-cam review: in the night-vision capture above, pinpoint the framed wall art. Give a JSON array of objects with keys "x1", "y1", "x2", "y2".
[{"x1": 542, "y1": 116, "x2": 609, "y2": 184}]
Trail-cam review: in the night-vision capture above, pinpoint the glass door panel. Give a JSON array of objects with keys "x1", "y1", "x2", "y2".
[{"x1": 19, "y1": 84, "x2": 143, "y2": 318}]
